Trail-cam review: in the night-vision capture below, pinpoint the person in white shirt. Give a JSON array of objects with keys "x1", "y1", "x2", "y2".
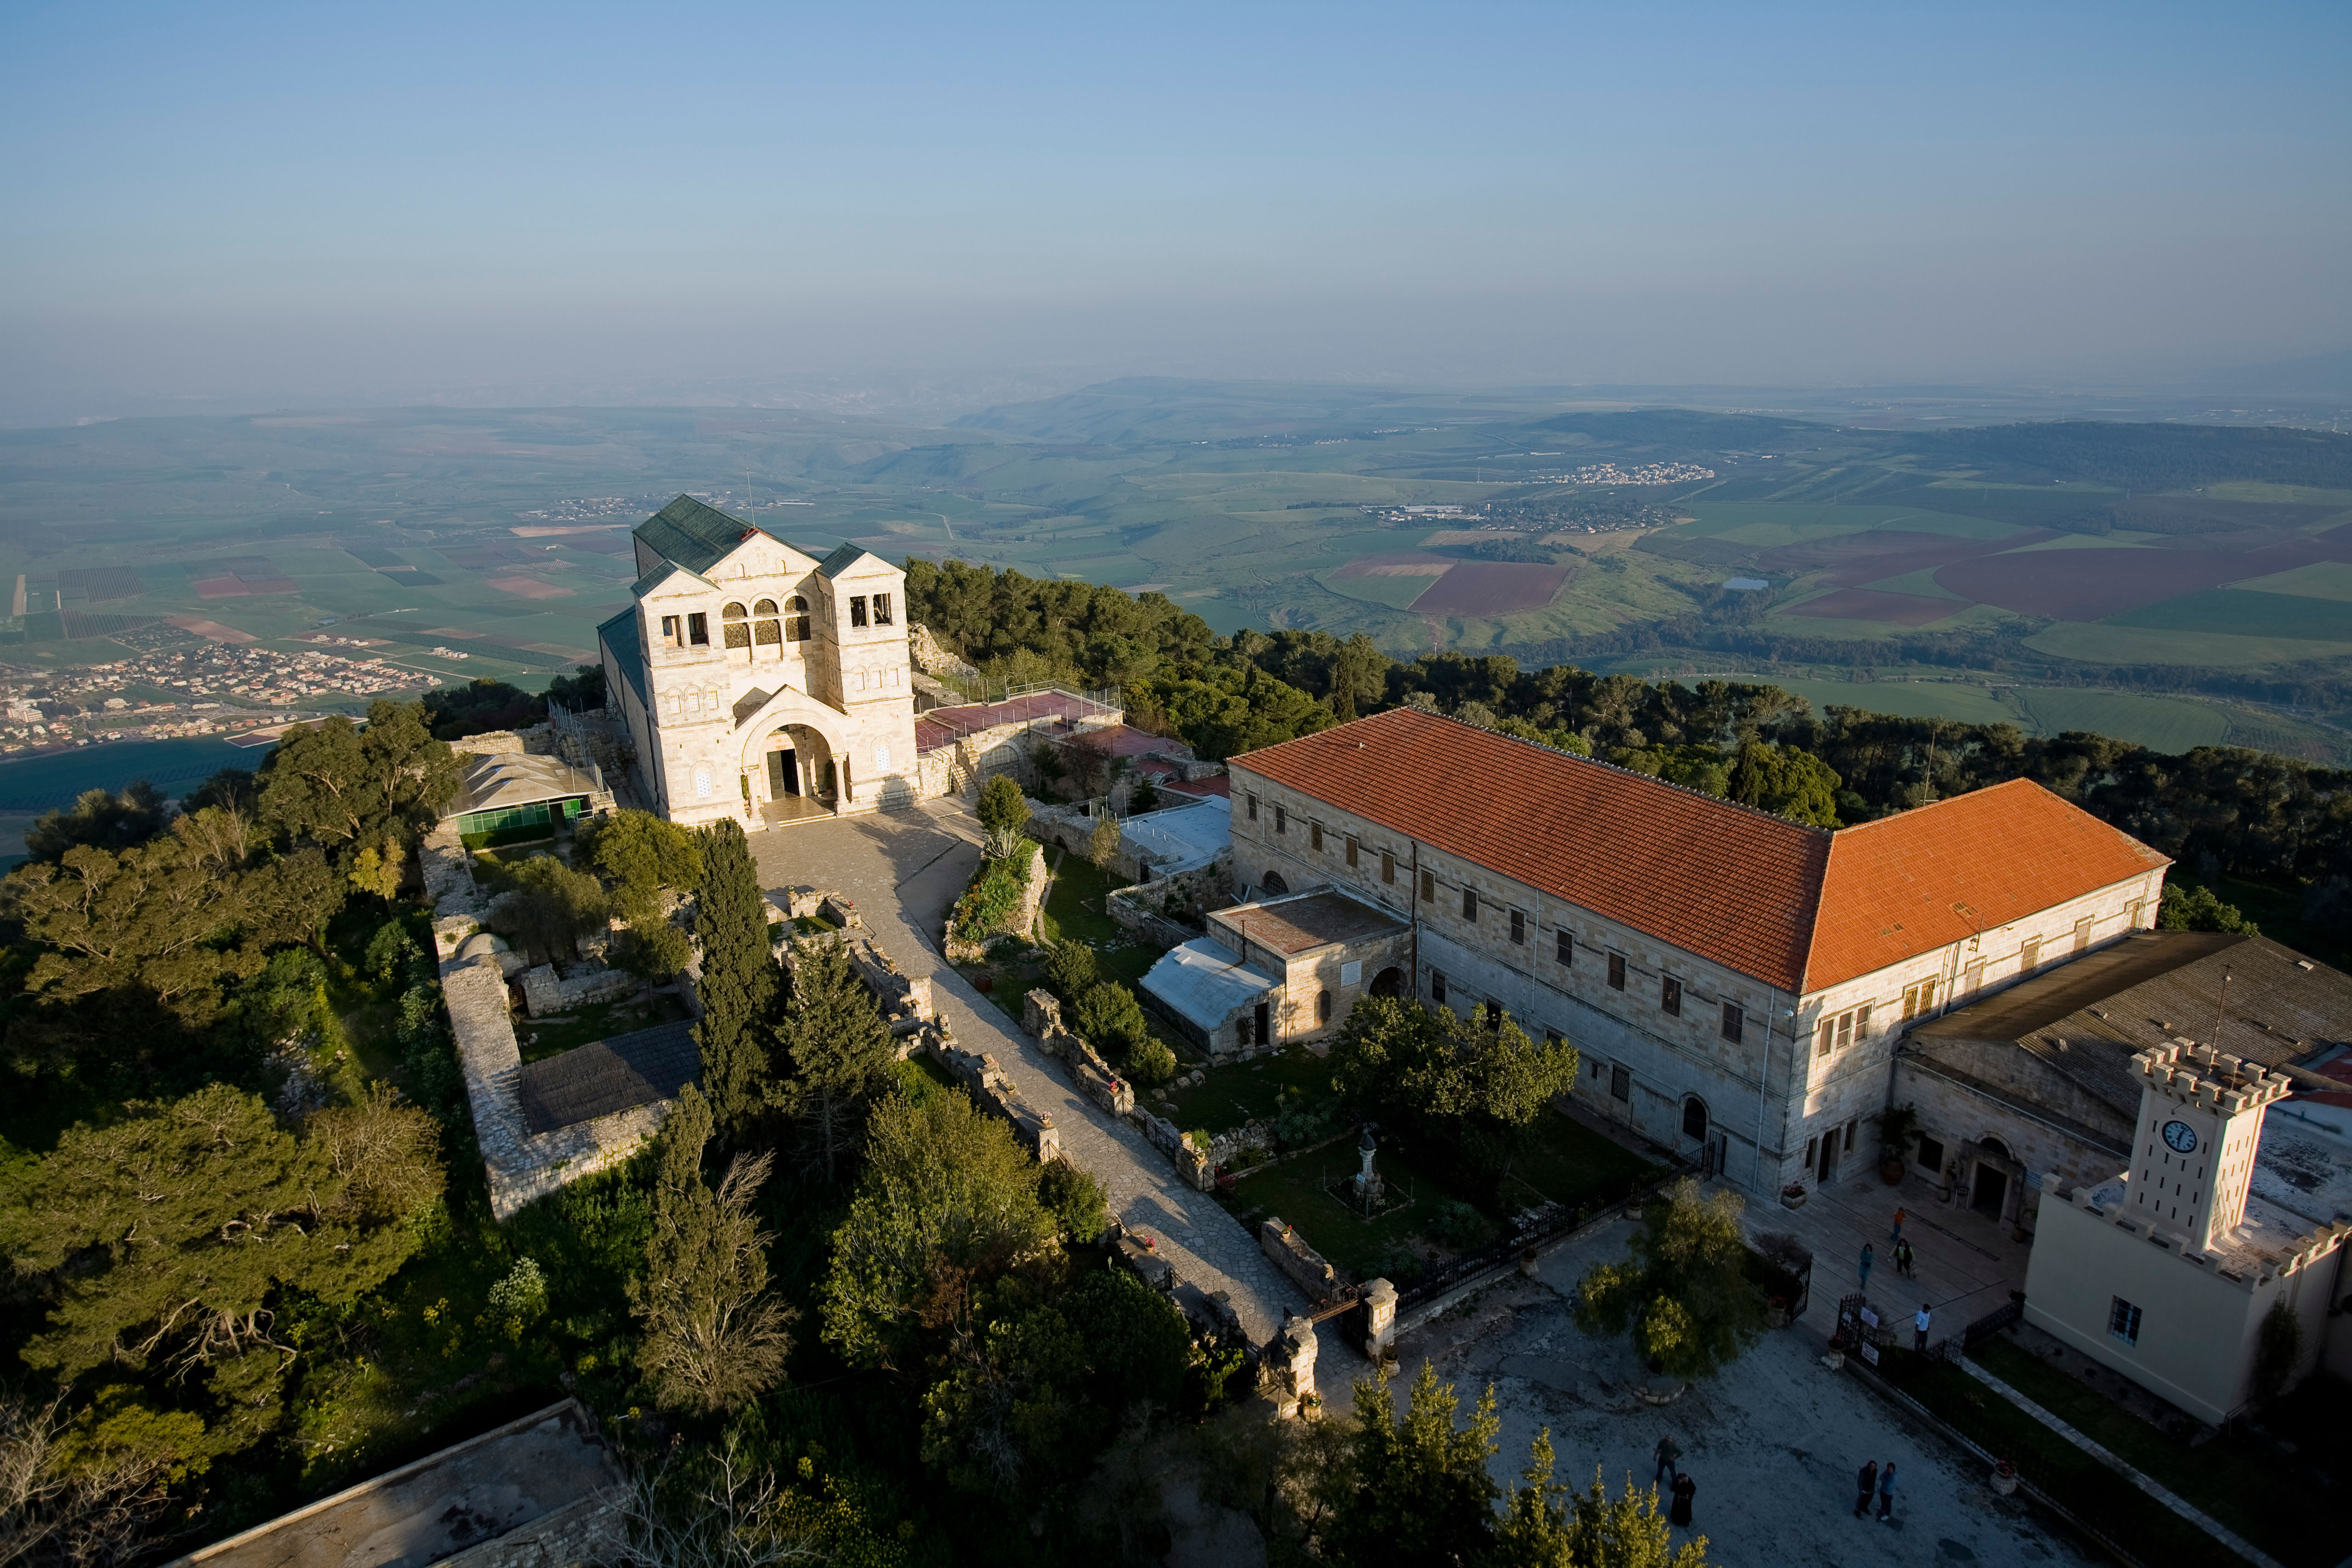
[{"x1": 1914, "y1": 1303, "x2": 1932, "y2": 1353}]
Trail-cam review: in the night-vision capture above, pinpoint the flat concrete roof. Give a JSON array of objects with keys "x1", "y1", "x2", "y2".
[
  {"x1": 1211, "y1": 888, "x2": 1409, "y2": 957},
  {"x1": 1122, "y1": 796, "x2": 1230, "y2": 874},
  {"x1": 170, "y1": 1400, "x2": 617, "y2": 1568},
  {"x1": 1142, "y1": 937, "x2": 1282, "y2": 1031}
]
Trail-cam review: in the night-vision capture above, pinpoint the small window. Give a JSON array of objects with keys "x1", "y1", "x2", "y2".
[
  {"x1": 1682, "y1": 1098, "x2": 1707, "y2": 1139},
  {"x1": 1901, "y1": 979, "x2": 1937, "y2": 1021},
  {"x1": 1345, "y1": 834, "x2": 1358, "y2": 868},
  {"x1": 2021, "y1": 935, "x2": 2043, "y2": 971},
  {"x1": 1481, "y1": 1000, "x2": 1501, "y2": 1029},
  {"x1": 687, "y1": 611, "x2": 709, "y2": 646},
  {"x1": 2109, "y1": 1296, "x2": 2142, "y2": 1346},
  {"x1": 1555, "y1": 929, "x2": 1572, "y2": 965},
  {"x1": 1317, "y1": 989, "x2": 1332, "y2": 1025},
  {"x1": 1661, "y1": 976, "x2": 1681, "y2": 1017},
  {"x1": 1462, "y1": 886, "x2": 1477, "y2": 922},
  {"x1": 1381, "y1": 848, "x2": 1395, "y2": 883},
  {"x1": 2126, "y1": 898, "x2": 2145, "y2": 928},
  {"x1": 723, "y1": 600, "x2": 746, "y2": 619},
  {"x1": 1547, "y1": 1029, "x2": 1565, "y2": 1047},
  {"x1": 849, "y1": 595, "x2": 868, "y2": 628},
  {"x1": 1607, "y1": 953, "x2": 1626, "y2": 991},
  {"x1": 1843, "y1": 1119, "x2": 1858, "y2": 1152},
  {"x1": 2072, "y1": 915, "x2": 2093, "y2": 954},
  {"x1": 1310, "y1": 821, "x2": 1323, "y2": 852},
  {"x1": 1721, "y1": 1002, "x2": 1743, "y2": 1043},
  {"x1": 1917, "y1": 1134, "x2": 1946, "y2": 1174},
  {"x1": 785, "y1": 595, "x2": 812, "y2": 642},
  {"x1": 871, "y1": 592, "x2": 893, "y2": 625},
  {"x1": 1805, "y1": 1135, "x2": 1819, "y2": 1166},
  {"x1": 1419, "y1": 869, "x2": 1435, "y2": 904},
  {"x1": 1275, "y1": 805, "x2": 1287, "y2": 834},
  {"x1": 1430, "y1": 969, "x2": 1447, "y2": 1003},
  {"x1": 1510, "y1": 910, "x2": 1525, "y2": 945},
  {"x1": 722, "y1": 601, "x2": 751, "y2": 648},
  {"x1": 660, "y1": 614, "x2": 682, "y2": 646},
  {"x1": 1610, "y1": 1064, "x2": 1630, "y2": 1102},
  {"x1": 1247, "y1": 792, "x2": 1259, "y2": 821}
]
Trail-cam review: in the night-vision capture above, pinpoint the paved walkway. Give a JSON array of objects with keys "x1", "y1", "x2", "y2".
[
  {"x1": 1401, "y1": 1218, "x2": 2098, "y2": 1568},
  {"x1": 1736, "y1": 1163, "x2": 2031, "y2": 1354},
  {"x1": 748, "y1": 803, "x2": 1313, "y2": 1348}
]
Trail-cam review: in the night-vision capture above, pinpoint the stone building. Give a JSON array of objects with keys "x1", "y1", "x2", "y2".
[
  {"x1": 598, "y1": 496, "x2": 917, "y2": 827},
  {"x1": 1142, "y1": 887, "x2": 1413, "y2": 1057},
  {"x1": 1225, "y1": 708, "x2": 2171, "y2": 1196},
  {"x1": 2024, "y1": 1041, "x2": 2352, "y2": 1425},
  {"x1": 1894, "y1": 929, "x2": 2352, "y2": 1231}
]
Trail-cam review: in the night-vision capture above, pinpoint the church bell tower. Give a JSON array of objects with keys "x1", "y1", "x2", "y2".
[{"x1": 2126, "y1": 1040, "x2": 2291, "y2": 1255}]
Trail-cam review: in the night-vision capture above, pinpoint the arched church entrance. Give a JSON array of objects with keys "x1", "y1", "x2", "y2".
[
  {"x1": 760, "y1": 723, "x2": 837, "y2": 825},
  {"x1": 1369, "y1": 966, "x2": 1403, "y2": 998}
]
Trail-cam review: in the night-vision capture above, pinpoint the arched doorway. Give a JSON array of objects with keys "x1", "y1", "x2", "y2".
[
  {"x1": 1259, "y1": 870, "x2": 1289, "y2": 897},
  {"x1": 1972, "y1": 1137, "x2": 2015, "y2": 1222},
  {"x1": 1682, "y1": 1097, "x2": 1708, "y2": 1142},
  {"x1": 762, "y1": 722, "x2": 837, "y2": 824},
  {"x1": 1369, "y1": 966, "x2": 1403, "y2": 998}
]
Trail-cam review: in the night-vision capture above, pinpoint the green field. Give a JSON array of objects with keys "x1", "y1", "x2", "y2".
[
  {"x1": 2013, "y1": 688, "x2": 2231, "y2": 750},
  {"x1": 2106, "y1": 588, "x2": 2352, "y2": 642},
  {"x1": 2228, "y1": 560, "x2": 2352, "y2": 600},
  {"x1": 2027, "y1": 621, "x2": 2352, "y2": 669}
]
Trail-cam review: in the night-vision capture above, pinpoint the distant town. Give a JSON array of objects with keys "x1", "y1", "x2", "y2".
[{"x1": 0, "y1": 641, "x2": 422, "y2": 752}]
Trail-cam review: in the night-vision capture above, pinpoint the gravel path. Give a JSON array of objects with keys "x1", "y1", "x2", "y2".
[{"x1": 750, "y1": 802, "x2": 1315, "y2": 1349}]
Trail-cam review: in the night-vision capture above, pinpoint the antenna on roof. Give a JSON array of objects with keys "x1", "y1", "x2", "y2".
[{"x1": 2211, "y1": 965, "x2": 2232, "y2": 1054}]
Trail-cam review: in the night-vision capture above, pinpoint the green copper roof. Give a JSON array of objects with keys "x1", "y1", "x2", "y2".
[
  {"x1": 628, "y1": 559, "x2": 715, "y2": 600},
  {"x1": 633, "y1": 494, "x2": 775, "y2": 576},
  {"x1": 596, "y1": 606, "x2": 648, "y2": 709},
  {"x1": 817, "y1": 541, "x2": 876, "y2": 579}
]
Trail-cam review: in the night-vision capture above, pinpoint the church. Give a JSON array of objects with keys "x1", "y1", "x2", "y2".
[{"x1": 597, "y1": 496, "x2": 918, "y2": 828}]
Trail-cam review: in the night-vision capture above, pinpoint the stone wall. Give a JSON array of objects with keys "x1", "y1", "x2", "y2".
[
  {"x1": 944, "y1": 841, "x2": 1046, "y2": 962},
  {"x1": 922, "y1": 1019, "x2": 1063, "y2": 1165},
  {"x1": 1106, "y1": 884, "x2": 1202, "y2": 951},
  {"x1": 1259, "y1": 1216, "x2": 1346, "y2": 1302},
  {"x1": 1020, "y1": 989, "x2": 1135, "y2": 1119},
  {"x1": 519, "y1": 963, "x2": 640, "y2": 1018}
]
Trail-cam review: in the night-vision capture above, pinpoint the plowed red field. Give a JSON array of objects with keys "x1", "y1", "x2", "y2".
[{"x1": 1409, "y1": 560, "x2": 1571, "y2": 614}]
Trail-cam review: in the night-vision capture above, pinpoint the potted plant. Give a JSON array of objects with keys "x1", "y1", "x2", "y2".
[
  {"x1": 1991, "y1": 1457, "x2": 2018, "y2": 1496},
  {"x1": 1823, "y1": 1335, "x2": 1847, "y2": 1371},
  {"x1": 1870, "y1": 1103, "x2": 1922, "y2": 1184},
  {"x1": 1780, "y1": 1182, "x2": 1809, "y2": 1210}
]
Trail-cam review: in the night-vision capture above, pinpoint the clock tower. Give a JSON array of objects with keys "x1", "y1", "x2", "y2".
[{"x1": 2125, "y1": 1039, "x2": 2290, "y2": 1255}]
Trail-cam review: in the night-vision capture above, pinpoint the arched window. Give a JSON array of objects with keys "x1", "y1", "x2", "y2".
[
  {"x1": 1682, "y1": 1098, "x2": 1708, "y2": 1140},
  {"x1": 785, "y1": 595, "x2": 812, "y2": 642},
  {"x1": 721, "y1": 601, "x2": 750, "y2": 649},
  {"x1": 1260, "y1": 870, "x2": 1289, "y2": 896},
  {"x1": 1316, "y1": 989, "x2": 1333, "y2": 1025},
  {"x1": 752, "y1": 598, "x2": 781, "y2": 647}
]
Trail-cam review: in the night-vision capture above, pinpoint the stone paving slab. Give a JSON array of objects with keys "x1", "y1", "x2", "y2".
[{"x1": 749, "y1": 804, "x2": 1316, "y2": 1351}]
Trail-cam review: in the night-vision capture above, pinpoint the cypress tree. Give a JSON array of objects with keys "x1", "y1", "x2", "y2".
[
  {"x1": 772, "y1": 936, "x2": 899, "y2": 1183},
  {"x1": 690, "y1": 819, "x2": 778, "y2": 1141}
]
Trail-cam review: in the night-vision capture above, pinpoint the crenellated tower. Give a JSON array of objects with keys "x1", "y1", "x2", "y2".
[{"x1": 2126, "y1": 1040, "x2": 2291, "y2": 1253}]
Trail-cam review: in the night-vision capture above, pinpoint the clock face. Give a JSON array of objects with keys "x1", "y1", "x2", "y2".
[{"x1": 2162, "y1": 1120, "x2": 2199, "y2": 1155}]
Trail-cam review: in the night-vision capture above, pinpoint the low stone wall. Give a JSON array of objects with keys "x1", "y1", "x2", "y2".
[
  {"x1": 1105, "y1": 884, "x2": 1199, "y2": 951},
  {"x1": 1020, "y1": 989, "x2": 1134, "y2": 1118},
  {"x1": 779, "y1": 925, "x2": 935, "y2": 1041},
  {"x1": 1260, "y1": 1216, "x2": 1346, "y2": 1303},
  {"x1": 922, "y1": 1020, "x2": 1062, "y2": 1165},
  {"x1": 443, "y1": 953, "x2": 673, "y2": 1220},
  {"x1": 519, "y1": 963, "x2": 639, "y2": 1018}
]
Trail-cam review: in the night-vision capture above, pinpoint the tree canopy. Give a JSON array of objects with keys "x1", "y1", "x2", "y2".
[{"x1": 1574, "y1": 1178, "x2": 1765, "y2": 1381}]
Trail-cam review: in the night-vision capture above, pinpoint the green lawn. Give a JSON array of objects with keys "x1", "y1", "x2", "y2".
[
  {"x1": 1498, "y1": 1111, "x2": 1661, "y2": 1215},
  {"x1": 515, "y1": 989, "x2": 688, "y2": 1062},
  {"x1": 1159, "y1": 1047, "x2": 1338, "y2": 1137},
  {"x1": 1220, "y1": 1142, "x2": 1460, "y2": 1283},
  {"x1": 1874, "y1": 1351, "x2": 2241, "y2": 1568},
  {"x1": 1971, "y1": 1336, "x2": 2347, "y2": 1568}
]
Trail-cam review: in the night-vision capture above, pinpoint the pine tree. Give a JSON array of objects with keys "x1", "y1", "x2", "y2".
[
  {"x1": 628, "y1": 1086, "x2": 795, "y2": 1415},
  {"x1": 771, "y1": 937, "x2": 899, "y2": 1183},
  {"x1": 690, "y1": 819, "x2": 778, "y2": 1141}
]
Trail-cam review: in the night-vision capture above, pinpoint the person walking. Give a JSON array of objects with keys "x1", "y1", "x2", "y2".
[
  {"x1": 1889, "y1": 1206, "x2": 1907, "y2": 1242},
  {"x1": 1895, "y1": 1236, "x2": 1917, "y2": 1278},
  {"x1": 1877, "y1": 1461, "x2": 1899, "y2": 1523},
  {"x1": 1653, "y1": 1434, "x2": 1681, "y2": 1487},
  {"x1": 1859, "y1": 1242, "x2": 1876, "y2": 1292},
  {"x1": 1852, "y1": 1459, "x2": 1879, "y2": 1519},
  {"x1": 1914, "y1": 1303, "x2": 1933, "y2": 1353},
  {"x1": 1669, "y1": 1472, "x2": 1696, "y2": 1529}
]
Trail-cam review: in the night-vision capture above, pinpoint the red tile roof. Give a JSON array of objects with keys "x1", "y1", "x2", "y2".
[
  {"x1": 1231, "y1": 709, "x2": 2168, "y2": 995},
  {"x1": 1808, "y1": 778, "x2": 2170, "y2": 989}
]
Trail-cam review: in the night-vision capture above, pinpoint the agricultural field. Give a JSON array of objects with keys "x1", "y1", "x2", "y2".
[{"x1": 3, "y1": 387, "x2": 2351, "y2": 764}]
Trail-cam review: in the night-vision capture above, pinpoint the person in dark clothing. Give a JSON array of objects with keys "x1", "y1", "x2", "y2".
[
  {"x1": 1669, "y1": 1472, "x2": 1696, "y2": 1528},
  {"x1": 1860, "y1": 1242, "x2": 1876, "y2": 1291},
  {"x1": 1894, "y1": 1237, "x2": 1917, "y2": 1278},
  {"x1": 1854, "y1": 1459, "x2": 1879, "y2": 1519},
  {"x1": 1653, "y1": 1434, "x2": 1681, "y2": 1487},
  {"x1": 1878, "y1": 1461, "x2": 1899, "y2": 1522}
]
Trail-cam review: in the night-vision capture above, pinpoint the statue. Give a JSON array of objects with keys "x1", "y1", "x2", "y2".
[{"x1": 1352, "y1": 1125, "x2": 1384, "y2": 1209}]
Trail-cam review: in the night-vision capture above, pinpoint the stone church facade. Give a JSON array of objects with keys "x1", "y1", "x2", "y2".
[
  {"x1": 1226, "y1": 708, "x2": 2171, "y2": 1198},
  {"x1": 598, "y1": 496, "x2": 917, "y2": 828}
]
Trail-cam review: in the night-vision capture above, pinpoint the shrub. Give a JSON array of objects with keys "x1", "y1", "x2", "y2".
[
  {"x1": 976, "y1": 775, "x2": 1030, "y2": 838},
  {"x1": 1423, "y1": 1200, "x2": 1493, "y2": 1253},
  {"x1": 1038, "y1": 1157, "x2": 1110, "y2": 1242},
  {"x1": 1042, "y1": 939, "x2": 1099, "y2": 1004},
  {"x1": 950, "y1": 852, "x2": 1031, "y2": 939},
  {"x1": 487, "y1": 1257, "x2": 548, "y2": 1339},
  {"x1": 1074, "y1": 981, "x2": 1151, "y2": 1060},
  {"x1": 1127, "y1": 1035, "x2": 1177, "y2": 1087}
]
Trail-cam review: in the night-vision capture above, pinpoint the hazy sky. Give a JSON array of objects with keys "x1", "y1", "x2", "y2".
[{"x1": 4, "y1": 1, "x2": 2347, "y2": 421}]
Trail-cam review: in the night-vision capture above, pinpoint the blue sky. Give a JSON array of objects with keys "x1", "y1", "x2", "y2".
[{"x1": 3, "y1": 1, "x2": 2346, "y2": 417}]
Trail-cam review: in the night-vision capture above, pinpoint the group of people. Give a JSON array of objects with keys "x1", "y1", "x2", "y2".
[
  {"x1": 1854, "y1": 1459, "x2": 1899, "y2": 1522},
  {"x1": 1651, "y1": 1438, "x2": 1698, "y2": 1528},
  {"x1": 1859, "y1": 1210, "x2": 1922, "y2": 1291}
]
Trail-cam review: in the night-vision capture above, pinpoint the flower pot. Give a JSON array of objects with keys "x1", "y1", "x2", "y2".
[
  {"x1": 1780, "y1": 1190, "x2": 1809, "y2": 1210},
  {"x1": 1879, "y1": 1158, "x2": 1905, "y2": 1185},
  {"x1": 1822, "y1": 1349, "x2": 1846, "y2": 1370},
  {"x1": 1991, "y1": 1466, "x2": 2018, "y2": 1497}
]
